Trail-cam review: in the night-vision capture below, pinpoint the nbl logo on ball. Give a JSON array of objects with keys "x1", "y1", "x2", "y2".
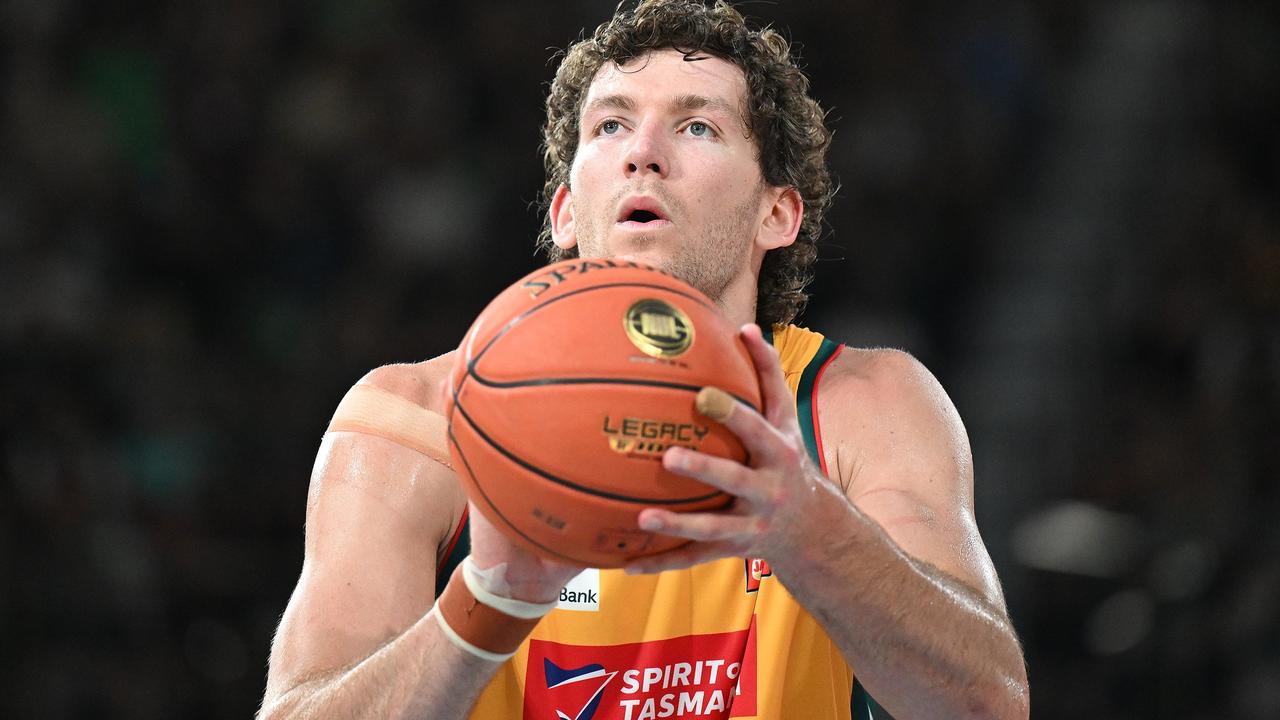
[{"x1": 624, "y1": 299, "x2": 693, "y2": 358}]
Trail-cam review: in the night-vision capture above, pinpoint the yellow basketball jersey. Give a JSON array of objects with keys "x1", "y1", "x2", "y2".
[{"x1": 455, "y1": 324, "x2": 872, "y2": 719}]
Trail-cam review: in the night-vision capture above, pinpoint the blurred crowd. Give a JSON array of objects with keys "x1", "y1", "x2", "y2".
[{"x1": 1, "y1": 1, "x2": 1276, "y2": 718}]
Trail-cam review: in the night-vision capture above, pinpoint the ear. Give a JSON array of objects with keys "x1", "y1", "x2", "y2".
[
  {"x1": 756, "y1": 186, "x2": 804, "y2": 251},
  {"x1": 550, "y1": 184, "x2": 577, "y2": 250}
]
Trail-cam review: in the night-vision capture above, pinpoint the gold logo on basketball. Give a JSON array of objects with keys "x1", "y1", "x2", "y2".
[{"x1": 623, "y1": 299, "x2": 693, "y2": 357}]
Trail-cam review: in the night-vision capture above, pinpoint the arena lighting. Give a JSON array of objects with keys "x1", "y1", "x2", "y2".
[{"x1": 1011, "y1": 501, "x2": 1145, "y2": 578}]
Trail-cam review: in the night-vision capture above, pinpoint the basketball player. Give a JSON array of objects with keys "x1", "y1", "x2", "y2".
[{"x1": 258, "y1": 1, "x2": 1029, "y2": 718}]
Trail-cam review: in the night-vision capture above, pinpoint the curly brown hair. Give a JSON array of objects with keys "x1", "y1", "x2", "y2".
[{"x1": 538, "y1": 0, "x2": 834, "y2": 327}]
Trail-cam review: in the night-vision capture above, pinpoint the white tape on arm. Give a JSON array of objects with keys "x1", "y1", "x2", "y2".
[
  {"x1": 429, "y1": 608, "x2": 516, "y2": 663},
  {"x1": 461, "y1": 557, "x2": 558, "y2": 619},
  {"x1": 432, "y1": 561, "x2": 555, "y2": 662}
]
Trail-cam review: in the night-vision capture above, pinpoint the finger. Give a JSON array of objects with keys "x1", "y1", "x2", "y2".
[
  {"x1": 691, "y1": 389, "x2": 796, "y2": 469},
  {"x1": 637, "y1": 506, "x2": 753, "y2": 543},
  {"x1": 624, "y1": 540, "x2": 740, "y2": 575},
  {"x1": 739, "y1": 323, "x2": 797, "y2": 427},
  {"x1": 663, "y1": 445, "x2": 767, "y2": 501}
]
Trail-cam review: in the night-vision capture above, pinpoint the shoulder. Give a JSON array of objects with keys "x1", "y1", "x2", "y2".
[
  {"x1": 313, "y1": 349, "x2": 468, "y2": 542},
  {"x1": 355, "y1": 350, "x2": 460, "y2": 414},
  {"x1": 814, "y1": 346, "x2": 972, "y2": 500},
  {"x1": 821, "y1": 346, "x2": 957, "y2": 417}
]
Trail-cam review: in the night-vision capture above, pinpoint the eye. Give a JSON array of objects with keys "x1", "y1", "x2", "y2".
[
  {"x1": 686, "y1": 121, "x2": 716, "y2": 138},
  {"x1": 598, "y1": 119, "x2": 622, "y2": 136}
]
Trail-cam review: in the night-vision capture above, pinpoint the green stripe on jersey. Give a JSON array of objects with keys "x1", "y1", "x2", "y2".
[{"x1": 796, "y1": 337, "x2": 841, "y2": 466}]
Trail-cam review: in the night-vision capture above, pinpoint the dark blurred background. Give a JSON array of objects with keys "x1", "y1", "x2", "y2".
[{"x1": 2, "y1": 0, "x2": 1277, "y2": 717}]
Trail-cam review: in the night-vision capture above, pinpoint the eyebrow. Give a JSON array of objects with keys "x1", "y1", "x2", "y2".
[
  {"x1": 582, "y1": 93, "x2": 742, "y2": 126},
  {"x1": 670, "y1": 93, "x2": 740, "y2": 122},
  {"x1": 583, "y1": 94, "x2": 636, "y2": 116}
]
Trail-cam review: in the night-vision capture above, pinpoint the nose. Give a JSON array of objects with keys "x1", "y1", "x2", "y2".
[{"x1": 623, "y1": 122, "x2": 669, "y2": 179}]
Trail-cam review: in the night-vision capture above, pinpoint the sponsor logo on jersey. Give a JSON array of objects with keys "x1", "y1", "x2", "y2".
[
  {"x1": 744, "y1": 558, "x2": 773, "y2": 593},
  {"x1": 558, "y1": 568, "x2": 602, "y2": 612},
  {"x1": 527, "y1": 621, "x2": 759, "y2": 719},
  {"x1": 544, "y1": 658, "x2": 618, "y2": 720}
]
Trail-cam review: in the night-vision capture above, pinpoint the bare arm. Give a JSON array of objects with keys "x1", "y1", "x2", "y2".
[
  {"x1": 796, "y1": 349, "x2": 1027, "y2": 719},
  {"x1": 779, "y1": 497, "x2": 1025, "y2": 720},
  {"x1": 626, "y1": 327, "x2": 1029, "y2": 719},
  {"x1": 258, "y1": 364, "x2": 501, "y2": 720}
]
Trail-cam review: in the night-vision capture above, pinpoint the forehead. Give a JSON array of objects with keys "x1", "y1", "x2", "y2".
[{"x1": 582, "y1": 48, "x2": 749, "y2": 117}]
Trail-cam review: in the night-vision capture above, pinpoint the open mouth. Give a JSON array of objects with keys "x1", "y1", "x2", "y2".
[
  {"x1": 618, "y1": 199, "x2": 669, "y2": 227},
  {"x1": 626, "y1": 209, "x2": 661, "y2": 223}
]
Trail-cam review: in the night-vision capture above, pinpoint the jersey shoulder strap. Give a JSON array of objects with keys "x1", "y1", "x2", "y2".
[{"x1": 764, "y1": 323, "x2": 843, "y2": 470}]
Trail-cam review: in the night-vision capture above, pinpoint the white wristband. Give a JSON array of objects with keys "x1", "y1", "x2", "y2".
[
  {"x1": 429, "y1": 607, "x2": 516, "y2": 663},
  {"x1": 461, "y1": 557, "x2": 558, "y2": 619}
]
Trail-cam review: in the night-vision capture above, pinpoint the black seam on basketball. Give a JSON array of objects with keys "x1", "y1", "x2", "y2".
[
  {"x1": 465, "y1": 372, "x2": 759, "y2": 411},
  {"x1": 447, "y1": 426, "x2": 589, "y2": 565},
  {"x1": 452, "y1": 394, "x2": 726, "y2": 506}
]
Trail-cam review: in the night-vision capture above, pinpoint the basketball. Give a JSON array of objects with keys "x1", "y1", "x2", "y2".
[{"x1": 444, "y1": 258, "x2": 763, "y2": 567}]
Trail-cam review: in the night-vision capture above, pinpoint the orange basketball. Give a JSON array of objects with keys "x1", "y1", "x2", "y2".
[{"x1": 444, "y1": 258, "x2": 762, "y2": 567}]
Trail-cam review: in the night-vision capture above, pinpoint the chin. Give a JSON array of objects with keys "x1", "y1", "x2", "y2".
[
  {"x1": 603, "y1": 245, "x2": 664, "y2": 267},
  {"x1": 618, "y1": 252, "x2": 680, "y2": 278},
  {"x1": 585, "y1": 244, "x2": 704, "y2": 292}
]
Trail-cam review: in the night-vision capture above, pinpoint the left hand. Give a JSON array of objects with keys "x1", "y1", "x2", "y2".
[{"x1": 626, "y1": 323, "x2": 847, "y2": 575}]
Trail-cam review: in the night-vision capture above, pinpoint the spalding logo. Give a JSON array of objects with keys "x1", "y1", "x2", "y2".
[{"x1": 624, "y1": 299, "x2": 693, "y2": 358}]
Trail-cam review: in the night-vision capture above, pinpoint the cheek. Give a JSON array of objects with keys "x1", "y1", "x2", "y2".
[
  {"x1": 696, "y1": 161, "x2": 760, "y2": 212},
  {"x1": 570, "y1": 142, "x2": 608, "y2": 183},
  {"x1": 698, "y1": 148, "x2": 759, "y2": 188}
]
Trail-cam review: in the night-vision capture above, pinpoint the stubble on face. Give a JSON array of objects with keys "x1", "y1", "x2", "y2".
[{"x1": 573, "y1": 183, "x2": 763, "y2": 303}]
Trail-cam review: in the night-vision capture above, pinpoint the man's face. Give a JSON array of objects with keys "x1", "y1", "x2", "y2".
[{"x1": 552, "y1": 49, "x2": 770, "y2": 301}]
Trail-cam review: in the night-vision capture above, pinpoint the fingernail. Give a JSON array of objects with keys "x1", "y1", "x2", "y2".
[
  {"x1": 665, "y1": 447, "x2": 686, "y2": 468},
  {"x1": 695, "y1": 387, "x2": 735, "y2": 422},
  {"x1": 639, "y1": 513, "x2": 662, "y2": 531}
]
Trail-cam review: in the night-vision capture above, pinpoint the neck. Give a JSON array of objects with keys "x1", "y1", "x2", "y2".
[{"x1": 714, "y1": 257, "x2": 765, "y2": 330}]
